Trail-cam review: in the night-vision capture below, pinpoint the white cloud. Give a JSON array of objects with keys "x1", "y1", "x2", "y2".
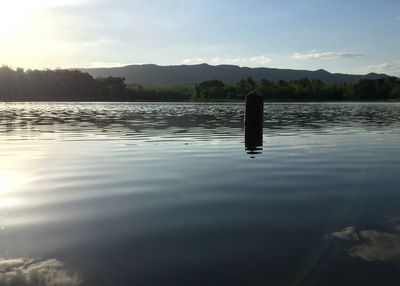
[
  {"x1": 293, "y1": 51, "x2": 363, "y2": 60},
  {"x1": 0, "y1": 258, "x2": 81, "y2": 286},
  {"x1": 182, "y1": 55, "x2": 272, "y2": 67},
  {"x1": 365, "y1": 62, "x2": 400, "y2": 76},
  {"x1": 182, "y1": 58, "x2": 206, "y2": 65},
  {"x1": 224, "y1": 58, "x2": 243, "y2": 65},
  {"x1": 249, "y1": 55, "x2": 272, "y2": 65},
  {"x1": 210, "y1": 57, "x2": 221, "y2": 64},
  {"x1": 88, "y1": 61, "x2": 132, "y2": 68}
]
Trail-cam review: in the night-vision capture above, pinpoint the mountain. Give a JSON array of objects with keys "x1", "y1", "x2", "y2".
[{"x1": 81, "y1": 64, "x2": 389, "y2": 86}]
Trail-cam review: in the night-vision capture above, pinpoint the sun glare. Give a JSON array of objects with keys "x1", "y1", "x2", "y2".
[
  {"x1": 0, "y1": 1, "x2": 44, "y2": 41},
  {"x1": 0, "y1": 169, "x2": 29, "y2": 208},
  {"x1": 0, "y1": 0, "x2": 65, "y2": 38},
  {"x1": 0, "y1": 170, "x2": 27, "y2": 194},
  {"x1": 0, "y1": 0, "x2": 87, "y2": 67}
]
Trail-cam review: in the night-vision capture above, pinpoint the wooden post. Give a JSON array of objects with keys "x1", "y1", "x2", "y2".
[
  {"x1": 244, "y1": 91, "x2": 264, "y2": 153},
  {"x1": 244, "y1": 91, "x2": 264, "y2": 125}
]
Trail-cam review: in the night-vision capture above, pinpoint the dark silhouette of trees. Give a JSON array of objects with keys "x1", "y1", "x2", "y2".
[
  {"x1": 1, "y1": 66, "x2": 399, "y2": 102},
  {"x1": 124, "y1": 84, "x2": 192, "y2": 101},
  {"x1": 0, "y1": 66, "x2": 126, "y2": 101},
  {"x1": 96, "y1": 76, "x2": 126, "y2": 97},
  {"x1": 192, "y1": 76, "x2": 400, "y2": 101},
  {"x1": 352, "y1": 77, "x2": 399, "y2": 101},
  {"x1": 193, "y1": 80, "x2": 226, "y2": 100},
  {"x1": 237, "y1": 77, "x2": 256, "y2": 95}
]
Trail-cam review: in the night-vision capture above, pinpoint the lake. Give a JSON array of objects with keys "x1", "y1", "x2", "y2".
[{"x1": 1, "y1": 102, "x2": 400, "y2": 286}]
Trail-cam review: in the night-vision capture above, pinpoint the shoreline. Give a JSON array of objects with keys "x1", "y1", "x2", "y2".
[{"x1": 0, "y1": 100, "x2": 399, "y2": 103}]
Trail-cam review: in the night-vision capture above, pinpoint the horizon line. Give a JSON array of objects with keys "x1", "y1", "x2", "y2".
[{"x1": 2, "y1": 63, "x2": 391, "y2": 77}]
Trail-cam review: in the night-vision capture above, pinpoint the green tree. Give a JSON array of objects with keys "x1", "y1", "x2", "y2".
[{"x1": 193, "y1": 80, "x2": 226, "y2": 100}]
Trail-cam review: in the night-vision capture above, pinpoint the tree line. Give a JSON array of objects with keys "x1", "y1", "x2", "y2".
[
  {"x1": 0, "y1": 66, "x2": 127, "y2": 101},
  {"x1": 193, "y1": 77, "x2": 400, "y2": 101},
  {"x1": 1, "y1": 66, "x2": 399, "y2": 101}
]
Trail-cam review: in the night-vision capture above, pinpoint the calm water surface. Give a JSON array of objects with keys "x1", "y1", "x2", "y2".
[{"x1": 1, "y1": 102, "x2": 400, "y2": 286}]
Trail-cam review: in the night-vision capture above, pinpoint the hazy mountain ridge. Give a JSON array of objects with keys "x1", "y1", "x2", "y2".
[{"x1": 81, "y1": 64, "x2": 389, "y2": 86}]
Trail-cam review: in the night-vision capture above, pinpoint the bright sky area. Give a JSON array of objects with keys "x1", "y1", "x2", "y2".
[{"x1": 0, "y1": 0, "x2": 399, "y2": 75}]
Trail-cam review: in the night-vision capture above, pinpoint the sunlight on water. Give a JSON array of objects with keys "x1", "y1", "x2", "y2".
[
  {"x1": 0, "y1": 170, "x2": 30, "y2": 208},
  {"x1": 1, "y1": 102, "x2": 400, "y2": 286},
  {"x1": 0, "y1": 171, "x2": 23, "y2": 194}
]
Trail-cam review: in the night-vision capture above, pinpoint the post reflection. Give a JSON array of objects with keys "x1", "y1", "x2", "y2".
[{"x1": 245, "y1": 124, "x2": 263, "y2": 156}]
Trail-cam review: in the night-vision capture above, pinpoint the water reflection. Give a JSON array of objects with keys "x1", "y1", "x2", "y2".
[
  {"x1": 1, "y1": 103, "x2": 400, "y2": 139},
  {"x1": 0, "y1": 258, "x2": 81, "y2": 286},
  {"x1": 1, "y1": 103, "x2": 400, "y2": 286},
  {"x1": 244, "y1": 124, "x2": 263, "y2": 156},
  {"x1": 328, "y1": 217, "x2": 400, "y2": 263}
]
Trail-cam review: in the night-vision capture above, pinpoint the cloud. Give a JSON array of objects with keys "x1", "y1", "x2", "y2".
[
  {"x1": 224, "y1": 58, "x2": 244, "y2": 65},
  {"x1": 293, "y1": 51, "x2": 363, "y2": 60},
  {"x1": 88, "y1": 61, "x2": 133, "y2": 68},
  {"x1": 0, "y1": 258, "x2": 81, "y2": 286},
  {"x1": 249, "y1": 55, "x2": 272, "y2": 65},
  {"x1": 182, "y1": 58, "x2": 206, "y2": 65},
  {"x1": 210, "y1": 57, "x2": 222, "y2": 64},
  {"x1": 182, "y1": 55, "x2": 272, "y2": 67},
  {"x1": 365, "y1": 63, "x2": 400, "y2": 76}
]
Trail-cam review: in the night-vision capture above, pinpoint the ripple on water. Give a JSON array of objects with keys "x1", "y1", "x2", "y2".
[{"x1": 1, "y1": 102, "x2": 400, "y2": 286}]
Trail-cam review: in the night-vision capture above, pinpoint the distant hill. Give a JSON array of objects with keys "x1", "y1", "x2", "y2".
[{"x1": 81, "y1": 64, "x2": 389, "y2": 86}]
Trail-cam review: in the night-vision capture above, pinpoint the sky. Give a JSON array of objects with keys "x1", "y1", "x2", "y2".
[{"x1": 0, "y1": 0, "x2": 399, "y2": 75}]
